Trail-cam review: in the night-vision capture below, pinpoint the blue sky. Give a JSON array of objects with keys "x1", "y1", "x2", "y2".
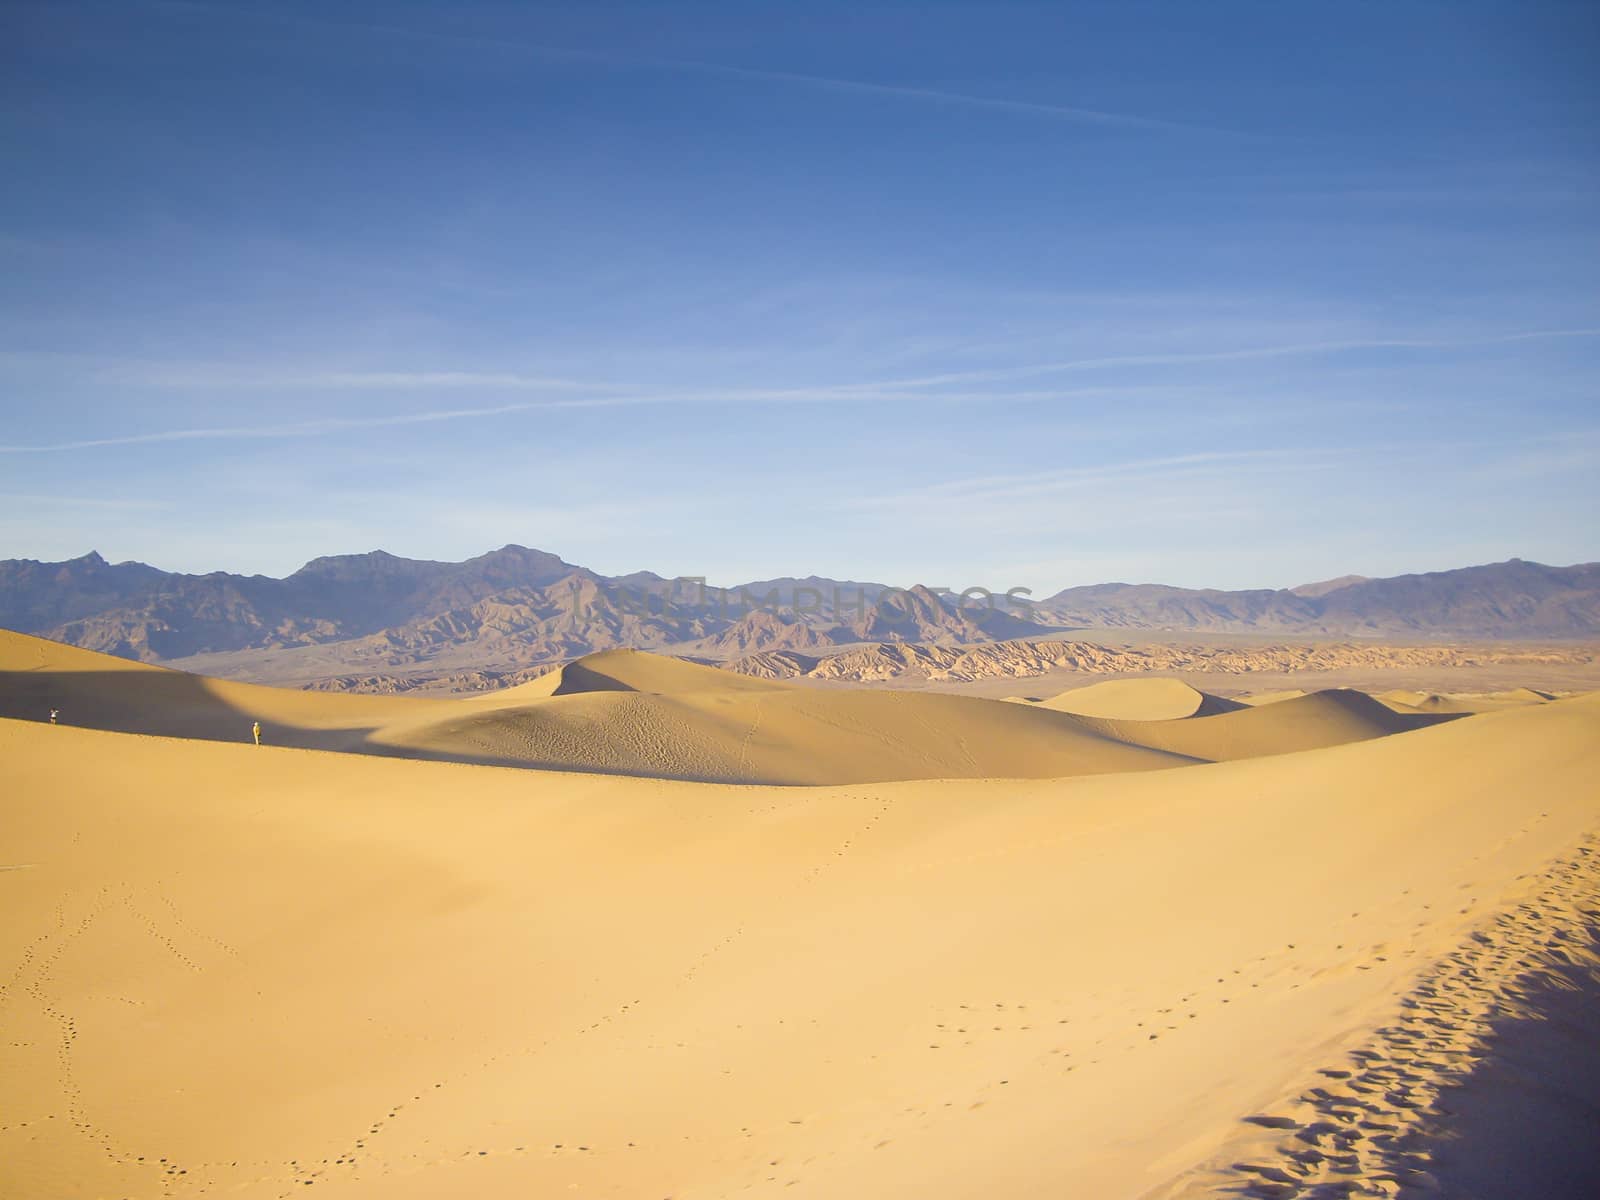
[{"x1": 2, "y1": 0, "x2": 1597, "y2": 592}]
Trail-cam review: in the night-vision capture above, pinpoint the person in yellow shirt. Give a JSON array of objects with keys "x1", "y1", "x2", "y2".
[{"x1": 252, "y1": 720, "x2": 261, "y2": 746}]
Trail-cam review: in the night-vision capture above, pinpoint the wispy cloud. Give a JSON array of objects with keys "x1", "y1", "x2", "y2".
[
  {"x1": 0, "y1": 385, "x2": 1134, "y2": 452},
  {"x1": 0, "y1": 402, "x2": 577, "y2": 453},
  {"x1": 5, "y1": 324, "x2": 1597, "y2": 453},
  {"x1": 183, "y1": 323, "x2": 1600, "y2": 397},
  {"x1": 116, "y1": 366, "x2": 611, "y2": 392},
  {"x1": 0, "y1": 352, "x2": 616, "y2": 394}
]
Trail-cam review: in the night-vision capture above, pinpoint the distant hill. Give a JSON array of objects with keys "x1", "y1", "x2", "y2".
[
  {"x1": 1038, "y1": 559, "x2": 1600, "y2": 638},
  {"x1": 1, "y1": 548, "x2": 1596, "y2": 687}
]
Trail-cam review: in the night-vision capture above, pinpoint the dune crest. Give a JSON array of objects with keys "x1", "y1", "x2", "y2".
[
  {"x1": 544, "y1": 647, "x2": 790, "y2": 696},
  {"x1": 1032, "y1": 677, "x2": 1244, "y2": 720}
]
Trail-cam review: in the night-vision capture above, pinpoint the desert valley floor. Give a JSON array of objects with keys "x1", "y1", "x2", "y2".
[{"x1": 3, "y1": 629, "x2": 1599, "y2": 1198}]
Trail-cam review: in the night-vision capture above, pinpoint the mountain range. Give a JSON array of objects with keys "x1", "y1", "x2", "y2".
[{"x1": 1, "y1": 547, "x2": 1596, "y2": 688}]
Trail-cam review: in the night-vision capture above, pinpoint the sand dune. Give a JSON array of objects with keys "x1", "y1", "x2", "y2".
[
  {"x1": 1235, "y1": 688, "x2": 1309, "y2": 706},
  {"x1": 1069, "y1": 687, "x2": 1460, "y2": 762},
  {"x1": 369, "y1": 670, "x2": 1198, "y2": 784},
  {"x1": 1031, "y1": 676, "x2": 1244, "y2": 720},
  {"x1": 1376, "y1": 686, "x2": 1556, "y2": 715},
  {"x1": 507, "y1": 648, "x2": 793, "y2": 698},
  {"x1": 4, "y1": 634, "x2": 1474, "y2": 783},
  {"x1": 3, "y1": 686, "x2": 1598, "y2": 1199}
]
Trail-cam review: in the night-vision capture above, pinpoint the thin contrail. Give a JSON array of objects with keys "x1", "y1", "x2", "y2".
[
  {"x1": 842, "y1": 327, "x2": 1600, "y2": 392},
  {"x1": 0, "y1": 401, "x2": 585, "y2": 453},
  {"x1": 151, "y1": 0, "x2": 1211, "y2": 134},
  {"x1": 0, "y1": 387, "x2": 1126, "y2": 452},
  {"x1": 651, "y1": 58, "x2": 1209, "y2": 134}
]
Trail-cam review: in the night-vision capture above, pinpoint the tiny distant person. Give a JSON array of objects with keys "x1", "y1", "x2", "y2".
[
  {"x1": 252, "y1": 720, "x2": 261, "y2": 746},
  {"x1": 49, "y1": 708, "x2": 58, "y2": 725}
]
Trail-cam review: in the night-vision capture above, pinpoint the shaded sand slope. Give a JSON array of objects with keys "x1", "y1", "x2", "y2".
[
  {"x1": 1072, "y1": 687, "x2": 1461, "y2": 762},
  {"x1": 0, "y1": 628, "x2": 437, "y2": 750},
  {"x1": 3, "y1": 695, "x2": 1599, "y2": 1199},
  {"x1": 0, "y1": 635, "x2": 784, "y2": 744},
  {"x1": 1033, "y1": 677, "x2": 1245, "y2": 720}
]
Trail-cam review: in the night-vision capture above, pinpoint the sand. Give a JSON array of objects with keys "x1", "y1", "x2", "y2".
[
  {"x1": 1029, "y1": 676, "x2": 1244, "y2": 720},
  {"x1": 1065, "y1": 688, "x2": 1463, "y2": 763},
  {"x1": 3, "y1": 632, "x2": 1599, "y2": 1198},
  {"x1": 1375, "y1": 687, "x2": 1558, "y2": 715}
]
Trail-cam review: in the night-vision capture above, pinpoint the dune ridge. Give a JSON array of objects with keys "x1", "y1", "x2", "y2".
[{"x1": 1152, "y1": 835, "x2": 1600, "y2": 1199}]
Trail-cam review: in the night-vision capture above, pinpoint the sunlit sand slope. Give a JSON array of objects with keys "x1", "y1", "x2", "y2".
[
  {"x1": 539, "y1": 647, "x2": 794, "y2": 696},
  {"x1": 3, "y1": 694, "x2": 1598, "y2": 1199},
  {"x1": 1033, "y1": 677, "x2": 1244, "y2": 720},
  {"x1": 371, "y1": 686, "x2": 1200, "y2": 782}
]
